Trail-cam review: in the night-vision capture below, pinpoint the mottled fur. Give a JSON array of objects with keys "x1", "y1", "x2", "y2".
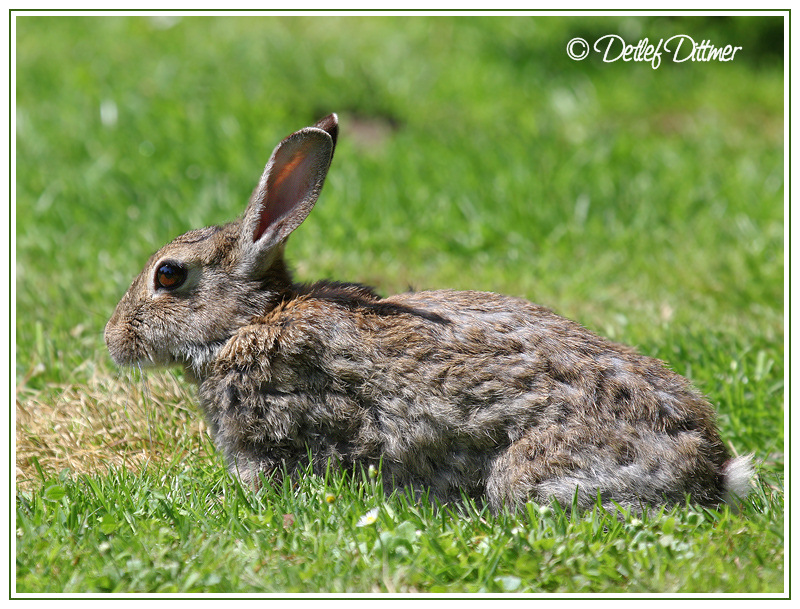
[{"x1": 105, "y1": 114, "x2": 753, "y2": 512}]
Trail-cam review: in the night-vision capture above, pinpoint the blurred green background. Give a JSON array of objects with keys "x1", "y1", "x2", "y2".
[{"x1": 16, "y1": 14, "x2": 783, "y2": 444}]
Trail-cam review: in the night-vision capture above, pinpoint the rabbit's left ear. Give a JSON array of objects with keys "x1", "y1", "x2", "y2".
[{"x1": 239, "y1": 115, "x2": 337, "y2": 277}]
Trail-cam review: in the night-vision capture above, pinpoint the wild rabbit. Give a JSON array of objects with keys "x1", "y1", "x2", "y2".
[{"x1": 105, "y1": 114, "x2": 753, "y2": 512}]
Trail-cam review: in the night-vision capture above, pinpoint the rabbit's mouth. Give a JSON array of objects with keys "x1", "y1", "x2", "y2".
[
  {"x1": 105, "y1": 336, "x2": 171, "y2": 369},
  {"x1": 104, "y1": 322, "x2": 143, "y2": 367},
  {"x1": 104, "y1": 318, "x2": 177, "y2": 370}
]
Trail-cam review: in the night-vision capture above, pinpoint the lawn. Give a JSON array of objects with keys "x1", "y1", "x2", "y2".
[{"x1": 14, "y1": 14, "x2": 785, "y2": 595}]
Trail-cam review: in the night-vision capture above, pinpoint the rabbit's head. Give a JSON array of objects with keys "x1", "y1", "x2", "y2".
[{"x1": 105, "y1": 114, "x2": 338, "y2": 375}]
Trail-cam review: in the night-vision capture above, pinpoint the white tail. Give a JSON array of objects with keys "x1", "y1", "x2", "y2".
[{"x1": 723, "y1": 454, "x2": 756, "y2": 504}]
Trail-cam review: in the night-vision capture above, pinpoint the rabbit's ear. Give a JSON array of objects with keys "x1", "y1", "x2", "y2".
[
  {"x1": 312, "y1": 113, "x2": 338, "y2": 160},
  {"x1": 239, "y1": 116, "x2": 337, "y2": 276}
]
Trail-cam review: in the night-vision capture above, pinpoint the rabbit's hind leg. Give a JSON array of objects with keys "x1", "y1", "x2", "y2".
[
  {"x1": 486, "y1": 424, "x2": 607, "y2": 512},
  {"x1": 485, "y1": 423, "x2": 701, "y2": 513}
]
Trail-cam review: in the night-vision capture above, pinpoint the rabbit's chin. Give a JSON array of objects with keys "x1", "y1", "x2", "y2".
[
  {"x1": 177, "y1": 342, "x2": 228, "y2": 383},
  {"x1": 108, "y1": 349, "x2": 177, "y2": 371},
  {"x1": 109, "y1": 340, "x2": 224, "y2": 382}
]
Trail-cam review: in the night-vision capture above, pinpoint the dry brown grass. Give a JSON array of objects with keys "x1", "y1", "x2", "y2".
[{"x1": 15, "y1": 369, "x2": 212, "y2": 489}]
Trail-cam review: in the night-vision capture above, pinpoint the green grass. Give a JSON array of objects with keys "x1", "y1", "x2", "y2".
[
  {"x1": 15, "y1": 459, "x2": 785, "y2": 593},
  {"x1": 15, "y1": 14, "x2": 784, "y2": 594}
]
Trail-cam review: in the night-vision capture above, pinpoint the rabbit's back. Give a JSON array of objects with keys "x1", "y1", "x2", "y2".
[{"x1": 200, "y1": 288, "x2": 729, "y2": 510}]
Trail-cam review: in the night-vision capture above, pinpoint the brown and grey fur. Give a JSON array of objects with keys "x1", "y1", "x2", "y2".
[{"x1": 105, "y1": 114, "x2": 753, "y2": 512}]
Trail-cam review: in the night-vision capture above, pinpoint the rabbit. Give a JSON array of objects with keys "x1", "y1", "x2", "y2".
[{"x1": 105, "y1": 113, "x2": 753, "y2": 513}]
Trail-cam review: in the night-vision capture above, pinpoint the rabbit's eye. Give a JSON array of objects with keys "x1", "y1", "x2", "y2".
[{"x1": 155, "y1": 262, "x2": 187, "y2": 290}]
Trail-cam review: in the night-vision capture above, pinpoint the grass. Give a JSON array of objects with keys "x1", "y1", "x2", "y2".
[
  {"x1": 14, "y1": 453, "x2": 785, "y2": 593},
  {"x1": 14, "y1": 14, "x2": 785, "y2": 595}
]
